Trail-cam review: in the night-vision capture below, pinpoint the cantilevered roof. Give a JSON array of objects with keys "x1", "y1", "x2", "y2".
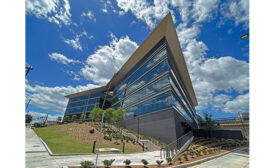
[
  {"x1": 65, "y1": 12, "x2": 198, "y2": 106},
  {"x1": 65, "y1": 85, "x2": 107, "y2": 98}
]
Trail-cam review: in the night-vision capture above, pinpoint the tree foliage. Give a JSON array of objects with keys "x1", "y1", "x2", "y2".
[
  {"x1": 89, "y1": 103, "x2": 104, "y2": 121},
  {"x1": 112, "y1": 107, "x2": 126, "y2": 123},
  {"x1": 104, "y1": 108, "x2": 115, "y2": 123},
  {"x1": 63, "y1": 115, "x2": 70, "y2": 122},
  {"x1": 72, "y1": 115, "x2": 77, "y2": 121},
  {"x1": 203, "y1": 112, "x2": 217, "y2": 130},
  {"x1": 56, "y1": 116, "x2": 62, "y2": 122},
  {"x1": 80, "y1": 113, "x2": 85, "y2": 120},
  {"x1": 26, "y1": 114, "x2": 32, "y2": 123}
]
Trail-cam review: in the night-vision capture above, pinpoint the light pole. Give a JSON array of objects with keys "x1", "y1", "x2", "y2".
[
  {"x1": 240, "y1": 33, "x2": 249, "y2": 39},
  {"x1": 26, "y1": 65, "x2": 33, "y2": 77},
  {"x1": 95, "y1": 73, "x2": 115, "y2": 168}
]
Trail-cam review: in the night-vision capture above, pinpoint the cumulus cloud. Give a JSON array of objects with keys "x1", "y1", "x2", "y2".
[
  {"x1": 81, "y1": 10, "x2": 96, "y2": 22},
  {"x1": 116, "y1": 0, "x2": 173, "y2": 29},
  {"x1": 190, "y1": 56, "x2": 249, "y2": 110},
  {"x1": 220, "y1": 0, "x2": 249, "y2": 29},
  {"x1": 48, "y1": 53, "x2": 81, "y2": 65},
  {"x1": 26, "y1": 0, "x2": 72, "y2": 26},
  {"x1": 81, "y1": 33, "x2": 138, "y2": 85},
  {"x1": 213, "y1": 94, "x2": 232, "y2": 108},
  {"x1": 26, "y1": 83, "x2": 100, "y2": 113},
  {"x1": 191, "y1": 0, "x2": 219, "y2": 23},
  {"x1": 223, "y1": 93, "x2": 249, "y2": 113}
]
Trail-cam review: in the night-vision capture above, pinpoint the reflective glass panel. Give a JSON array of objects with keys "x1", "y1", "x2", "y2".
[
  {"x1": 122, "y1": 74, "x2": 170, "y2": 108},
  {"x1": 125, "y1": 91, "x2": 172, "y2": 119}
]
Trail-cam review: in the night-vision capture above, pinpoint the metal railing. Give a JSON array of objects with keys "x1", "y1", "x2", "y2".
[
  {"x1": 160, "y1": 131, "x2": 193, "y2": 159},
  {"x1": 104, "y1": 123, "x2": 160, "y2": 151}
]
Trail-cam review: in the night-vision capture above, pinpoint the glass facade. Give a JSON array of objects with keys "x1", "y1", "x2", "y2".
[{"x1": 64, "y1": 38, "x2": 198, "y2": 128}]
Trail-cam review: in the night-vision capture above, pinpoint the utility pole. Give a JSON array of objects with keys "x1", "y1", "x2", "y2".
[
  {"x1": 26, "y1": 65, "x2": 33, "y2": 77},
  {"x1": 26, "y1": 99, "x2": 31, "y2": 111}
]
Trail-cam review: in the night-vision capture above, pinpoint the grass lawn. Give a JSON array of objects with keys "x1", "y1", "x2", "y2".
[{"x1": 34, "y1": 127, "x2": 138, "y2": 154}]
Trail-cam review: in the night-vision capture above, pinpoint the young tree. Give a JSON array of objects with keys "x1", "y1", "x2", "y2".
[
  {"x1": 80, "y1": 113, "x2": 85, "y2": 120},
  {"x1": 56, "y1": 116, "x2": 62, "y2": 122},
  {"x1": 72, "y1": 115, "x2": 77, "y2": 121},
  {"x1": 63, "y1": 115, "x2": 70, "y2": 122},
  {"x1": 112, "y1": 107, "x2": 126, "y2": 124},
  {"x1": 89, "y1": 103, "x2": 104, "y2": 122},
  {"x1": 203, "y1": 112, "x2": 217, "y2": 131},
  {"x1": 104, "y1": 108, "x2": 114, "y2": 123},
  {"x1": 196, "y1": 114, "x2": 203, "y2": 126},
  {"x1": 26, "y1": 114, "x2": 32, "y2": 123}
]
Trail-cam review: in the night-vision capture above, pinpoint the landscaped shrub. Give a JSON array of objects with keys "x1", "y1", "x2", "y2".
[
  {"x1": 166, "y1": 157, "x2": 172, "y2": 165},
  {"x1": 80, "y1": 160, "x2": 94, "y2": 168},
  {"x1": 190, "y1": 151, "x2": 195, "y2": 158},
  {"x1": 156, "y1": 160, "x2": 164, "y2": 167},
  {"x1": 123, "y1": 159, "x2": 131, "y2": 167},
  {"x1": 102, "y1": 159, "x2": 115, "y2": 168},
  {"x1": 141, "y1": 159, "x2": 148, "y2": 167},
  {"x1": 178, "y1": 157, "x2": 182, "y2": 163},
  {"x1": 183, "y1": 153, "x2": 188, "y2": 161}
]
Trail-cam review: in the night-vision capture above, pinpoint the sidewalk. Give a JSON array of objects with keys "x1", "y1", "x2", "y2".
[
  {"x1": 26, "y1": 128, "x2": 163, "y2": 168},
  {"x1": 190, "y1": 147, "x2": 249, "y2": 168}
]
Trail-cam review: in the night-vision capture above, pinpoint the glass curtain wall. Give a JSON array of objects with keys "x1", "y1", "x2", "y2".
[{"x1": 64, "y1": 92, "x2": 101, "y2": 116}]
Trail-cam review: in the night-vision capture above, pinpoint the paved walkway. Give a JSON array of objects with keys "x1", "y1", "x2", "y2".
[
  {"x1": 26, "y1": 128, "x2": 162, "y2": 168},
  {"x1": 190, "y1": 147, "x2": 249, "y2": 168}
]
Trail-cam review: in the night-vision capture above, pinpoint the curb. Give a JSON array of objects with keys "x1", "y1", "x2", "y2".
[
  {"x1": 39, "y1": 138, "x2": 54, "y2": 155},
  {"x1": 168, "y1": 147, "x2": 246, "y2": 168},
  {"x1": 39, "y1": 137, "x2": 159, "y2": 156}
]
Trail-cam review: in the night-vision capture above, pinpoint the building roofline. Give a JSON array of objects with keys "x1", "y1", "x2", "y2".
[
  {"x1": 65, "y1": 12, "x2": 198, "y2": 106},
  {"x1": 65, "y1": 85, "x2": 108, "y2": 98}
]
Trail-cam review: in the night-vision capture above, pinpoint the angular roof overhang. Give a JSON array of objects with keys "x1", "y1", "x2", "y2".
[
  {"x1": 65, "y1": 12, "x2": 198, "y2": 106},
  {"x1": 65, "y1": 86, "x2": 108, "y2": 98}
]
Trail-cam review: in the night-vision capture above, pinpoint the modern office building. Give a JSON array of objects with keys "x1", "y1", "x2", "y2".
[{"x1": 64, "y1": 13, "x2": 198, "y2": 143}]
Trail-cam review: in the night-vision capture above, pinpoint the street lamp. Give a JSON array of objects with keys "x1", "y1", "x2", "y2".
[
  {"x1": 95, "y1": 73, "x2": 116, "y2": 167},
  {"x1": 26, "y1": 65, "x2": 33, "y2": 77},
  {"x1": 240, "y1": 33, "x2": 249, "y2": 39}
]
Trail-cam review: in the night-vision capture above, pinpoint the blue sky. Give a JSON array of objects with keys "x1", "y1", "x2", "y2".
[{"x1": 25, "y1": 0, "x2": 249, "y2": 121}]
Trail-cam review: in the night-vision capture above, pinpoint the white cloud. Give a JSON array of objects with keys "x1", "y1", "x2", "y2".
[
  {"x1": 191, "y1": 0, "x2": 219, "y2": 23},
  {"x1": 63, "y1": 31, "x2": 92, "y2": 51},
  {"x1": 26, "y1": 83, "x2": 100, "y2": 113},
  {"x1": 213, "y1": 94, "x2": 232, "y2": 108},
  {"x1": 81, "y1": 33, "x2": 138, "y2": 85},
  {"x1": 81, "y1": 10, "x2": 96, "y2": 22},
  {"x1": 223, "y1": 93, "x2": 249, "y2": 113},
  {"x1": 26, "y1": 0, "x2": 72, "y2": 26},
  {"x1": 48, "y1": 53, "x2": 81, "y2": 64},
  {"x1": 65, "y1": 70, "x2": 80, "y2": 81},
  {"x1": 63, "y1": 37, "x2": 83, "y2": 51},
  {"x1": 220, "y1": 0, "x2": 249, "y2": 29},
  {"x1": 191, "y1": 56, "x2": 249, "y2": 110},
  {"x1": 116, "y1": 0, "x2": 172, "y2": 29}
]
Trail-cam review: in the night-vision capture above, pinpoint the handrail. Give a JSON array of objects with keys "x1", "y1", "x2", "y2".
[{"x1": 161, "y1": 131, "x2": 193, "y2": 159}]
